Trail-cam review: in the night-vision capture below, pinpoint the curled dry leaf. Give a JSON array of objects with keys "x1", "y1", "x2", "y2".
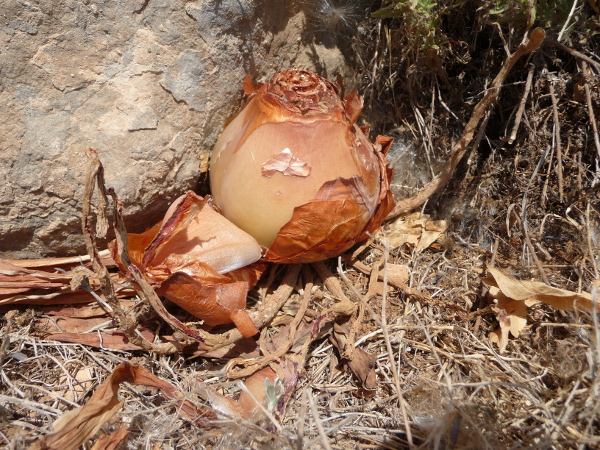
[
  {"x1": 488, "y1": 295, "x2": 529, "y2": 354},
  {"x1": 483, "y1": 266, "x2": 596, "y2": 352},
  {"x1": 484, "y1": 266, "x2": 594, "y2": 311},
  {"x1": 331, "y1": 323, "x2": 377, "y2": 394},
  {"x1": 90, "y1": 425, "x2": 128, "y2": 450},
  {"x1": 210, "y1": 69, "x2": 395, "y2": 262},
  {"x1": 113, "y1": 191, "x2": 264, "y2": 337},
  {"x1": 32, "y1": 362, "x2": 212, "y2": 450}
]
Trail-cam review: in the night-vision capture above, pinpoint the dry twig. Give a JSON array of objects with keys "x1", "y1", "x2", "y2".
[{"x1": 508, "y1": 64, "x2": 535, "y2": 144}]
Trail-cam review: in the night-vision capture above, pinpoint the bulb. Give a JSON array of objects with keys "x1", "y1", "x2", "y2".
[{"x1": 209, "y1": 69, "x2": 394, "y2": 263}]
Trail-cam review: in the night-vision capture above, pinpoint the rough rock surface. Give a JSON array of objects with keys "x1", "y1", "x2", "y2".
[{"x1": 0, "y1": 0, "x2": 348, "y2": 258}]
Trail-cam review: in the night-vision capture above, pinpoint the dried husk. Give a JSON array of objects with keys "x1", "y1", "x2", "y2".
[
  {"x1": 210, "y1": 69, "x2": 395, "y2": 262},
  {"x1": 112, "y1": 191, "x2": 264, "y2": 337}
]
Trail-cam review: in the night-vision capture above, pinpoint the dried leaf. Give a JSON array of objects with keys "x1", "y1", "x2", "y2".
[
  {"x1": 32, "y1": 362, "x2": 211, "y2": 450},
  {"x1": 261, "y1": 148, "x2": 311, "y2": 177},
  {"x1": 0, "y1": 259, "x2": 134, "y2": 307},
  {"x1": 2, "y1": 250, "x2": 114, "y2": 270},
  {"x1": 90, "y1": 425, "x2": 128, "y2": 450},
  {"x1": 484, "y1": 266, "x2": 594, "y2": 311},
  {"x1": 483, "y1": 266, "x2": 596, "y2": 352},
  {"x1": 0, "y1": 260, "x2": 88, "y2": 297},
  {"x1": 331, "y1": 323, "x2": 377, "y2": 393},
  {"x1": 0, "y1": 290, "x2": 96, "y2": 307},
  {"x1": 489, "y1": 294, "x2": 529, "y2": 353},
  {"x1": 378, "y1": 212, "x2": 448, "y2": 251}
]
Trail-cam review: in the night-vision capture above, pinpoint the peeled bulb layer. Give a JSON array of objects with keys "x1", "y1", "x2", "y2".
[
  {"x1": 114, "y1": 192, "x2": 264, "y2": 337},
  {"x1": 210, "y1": 69, "x2": 394, "y2": 263}
]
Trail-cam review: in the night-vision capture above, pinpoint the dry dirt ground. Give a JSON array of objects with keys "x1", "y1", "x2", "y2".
[{"x1": 1, "y1": 1, "x2": 600, "y2": 449}]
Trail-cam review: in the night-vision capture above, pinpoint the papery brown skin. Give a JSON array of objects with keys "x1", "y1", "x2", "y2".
[
  {"x1": 112, "y1": 192, "x2": 263, "y2": 337},
  {"x1": 200, "y1": 366, "x2": 277, "y2": 419},
  {"x1": 210, "y1": 69, "x2": 394, "y2": 262}
]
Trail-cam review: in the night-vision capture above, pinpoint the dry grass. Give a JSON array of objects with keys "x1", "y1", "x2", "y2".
[
  {"x1": 2, "y1": 0, "x2": 600, "y2": 448},
  {"x1": 2, "y1": 241, "x2": 599, "y2": 448}
]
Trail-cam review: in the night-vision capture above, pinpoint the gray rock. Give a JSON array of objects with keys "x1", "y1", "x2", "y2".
[{"x1": 0, "y1": 0, "x2": 349, "y2": 258}]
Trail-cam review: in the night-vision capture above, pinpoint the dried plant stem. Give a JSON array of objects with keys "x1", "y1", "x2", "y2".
[
  {"x1": 549, "y1": 79, "x2": 564, "y2": 202},
  {"x1": 368, "y1": 20, "x2": 382, "y2": 114},
  {"x1": 380, "y1": 241, "x2": 414, "y2": 447},
  {"x1": 586, "y1": 203, "x2": 599, "y2": 279},
  {"x1": 296, "y1": 391, "x2": 307, "y2": 450},
  {"x1": 557, "y1": 0, "x2": 579, "y2": 42},
  {"x1": 519, "y1": 140, "x2": 552, "y2": 283},
  {"x1": 314, "y1": 259, "x2": 380, "y2": 328},
  {"x1": 306, "y1": 390, "x2": 332, "y2": 450},
  {"x1": 540, "y1": 143, "x2": 555, "y2": 210},
  {"x1": 388, "y1": 28, "x2": 546, "y2": 219},
  {"x1": 349, "y1": 258, "x2": 380, "y2": 350},
  {"x1": 82, "y1": 150, "x2": 117, "y2": 310},
  {"x1": 581, "y1": 62, "x2": 600, "y2": 163},
  {"x1": 312, "y1": 261, "x2": 350, "y2": 303},
  {"x1": 509, "y1": 64, "x2": 535, "y2": 144},
  {"x1": 332, "y1": 257, "x2": 379, "y2": 359},
  {"x1": 83, "y1": 150, "x2": 179, "y2": 354},
  {"x1": 547, "y1": 39, "x2": 600, "y2": 71},
  {"x1": 348, "y1": 258, "x2": 466, "y2": 317},
  {"x1": 511, "y1": 208, "x2": 550, "y2": 285}
]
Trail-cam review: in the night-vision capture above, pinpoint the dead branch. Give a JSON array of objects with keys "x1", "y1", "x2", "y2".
[
  {"x1": 83, "y1": 149, "x2": 183, "y2": 354},
  {"x1": 547, "y1": 39, "x2": 600, "y2": 72},
  {"x1": 508, "y1": 64, "x2": 535, "y2": 144}
]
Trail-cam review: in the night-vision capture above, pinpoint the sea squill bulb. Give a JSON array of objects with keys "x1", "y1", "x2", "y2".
[
  {"x1": 210, "y1": 69, "x2": 394, "y2": 263},
  {"x1": 116, "y1": 70, "x2": 394, "y2": 338}
]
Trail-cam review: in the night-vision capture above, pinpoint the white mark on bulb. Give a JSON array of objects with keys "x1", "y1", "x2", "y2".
[{"x1": 261, "y1": 148, "x2": 312, "y2": 178}]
